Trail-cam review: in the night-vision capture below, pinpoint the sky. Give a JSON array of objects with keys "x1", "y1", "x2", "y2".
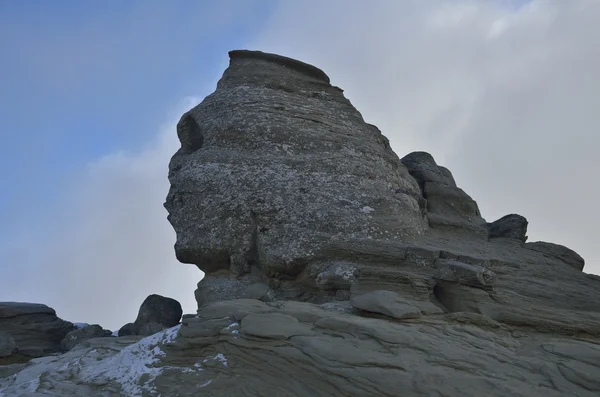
[{"x1": 1, "y1": 0, "x2": 598, "y2": 331}]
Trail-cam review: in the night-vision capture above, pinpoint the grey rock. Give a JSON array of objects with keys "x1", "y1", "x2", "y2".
[
  {"x1": 0, "y1": 331, "x2": 17, "y2": 357},
  {"x1": 401, "y1": 151, "x2": 487, "y2": 238},
  {"x1": 315, "y1": 262, "x2": 358, "y2": 290},
  {"x1": 242, "y1": 282, "x2": 274, "y2": 301},
  {"x1": 165, "y1": 49, "x2": 427, "y2": 287},
  {"x1": 487, "y1": 214, "x2": 528, "y2": 242},
  {"x1": 117, "y1": 322, "x2": 135, "y2": 337},
  {"x1": 60, "y1": 324, "x2": 108, "y2": 351},
  {"x1": 5, "y1": 298, "x2": 600, "y2": 396},
  {"x1": 133, "y1": 294, "x2": 182, "y2": 335},
  {"x1": 0, "y1": 302, "x2": 73, "y2": 358},
  {"x1": 350, "y1": 290, "x2": 422, "y2": 320},
  {"x1": 434, "y1": 259, "x2": 497, "y2": 288},
  {"x1": 241, "y1": 313, "x2": 314, "y2": 339},
  {"x1": 137, "y1": 321, "x2": 168, "y2": 337},
  {"x1": 195, "y1": 276, "x2": 252, "y2": 307},
  {"x1": 400, "y1": 151, "x2": 457, "y2": 188},
  {"x1": 526, "y1": 241, "x2": 585, "y2": 271}
]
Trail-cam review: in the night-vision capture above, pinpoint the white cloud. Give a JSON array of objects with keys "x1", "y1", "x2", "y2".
[
  {"x1": 0, "y1": 97, "x2": 205, "y2": 330},
  {"x1": 252, "y1": 0, "x2": 600, "y2": 274}
]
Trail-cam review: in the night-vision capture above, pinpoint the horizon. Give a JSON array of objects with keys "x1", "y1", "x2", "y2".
[{"x1": 1, "y1": 0, "x2": 599, "y2": 331}]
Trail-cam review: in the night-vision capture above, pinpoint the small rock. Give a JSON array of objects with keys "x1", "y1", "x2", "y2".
[
  {"x1": 117, "y1": 323, "x2": 135, "y2": 337},
  {"x1": 60, "y1": 324, "x2": 108, "y2": 351},
  {"x1": 350, "y1": 290, "x2": 421, "y2": 320},
  {"x1": 486, "y1": 214, "x2": 528, "y2": 242}
]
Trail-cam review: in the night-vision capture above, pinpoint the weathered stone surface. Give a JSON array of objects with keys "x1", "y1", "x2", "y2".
[
  {"x1": 434, "y1": 259, "x2": 497, "y2": 288},
  {"x1": 60, "y1": 325, "x2": 110, "y2": 351},
  {"x1": 526, "y1": 241, "x2": 585, "y2": 271},
  {"x1": 241, "y1": 313, "x2": 314, "y2": 339},
  {"x1": 195, "y1": 276, "x2": 252, "y2": 308},
  {"x1": 487, "y1": 214, "x2": 528, "y2": 242},
  {"x1": 242, "y1": 282, "x2": 274, "y2": 301},
  {"x1": 0, "y1": 302, "x2": 73, "y2": 358},
  {"x1": 400, "y1": 151, "x2": 457, "y2": 188},
  {"x1": 0, "y1": 332, "x2": 17, "y2": 358},
  {"x1": 350, "y1": 290, "x2": 422, "y2": 320},
  {"x1": 401, "y1": 151, "x2": 487, "y2": 238},
  {"x1": 2, "y1": 299, "x2": 600, "y2": 396},
  {"x1": 133, "y1": 294, "x2": 182, "y2": 335},
  {"x1": 165, "y1": 49, "x2": 428, "y2": 286}
]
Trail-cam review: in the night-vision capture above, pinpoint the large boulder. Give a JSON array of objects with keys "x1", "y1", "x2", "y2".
[
  {"x1": 133, "y1": 294, "x2": 183, "y2": 336},
  {"x1": 0, "y1": 302, "x2": 73, "y2": 358},
  {"x1": 165, "y1": 49, "x2": 428, "y2": 286}
]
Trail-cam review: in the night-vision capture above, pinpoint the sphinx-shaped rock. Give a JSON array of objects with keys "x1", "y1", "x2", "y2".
[
  {"x1": 165, "y1": 50, "x2": 428, "y2": 282},
  {"x1": 2, "y1": 50, "x2": 600, "y2": 397}
]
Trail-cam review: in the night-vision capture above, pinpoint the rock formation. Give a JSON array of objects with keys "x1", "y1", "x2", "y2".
[
  {"x1": 2, "y1": 50, "x2": 600, "y2": 396},
  {"x1": 0, "y1": 302, "x2": 73, "y2": 362}
]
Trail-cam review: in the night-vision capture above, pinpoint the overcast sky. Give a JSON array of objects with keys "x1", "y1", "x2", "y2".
[{"x1": 1, "y1": 0, "x2": 598, "y2": 330}]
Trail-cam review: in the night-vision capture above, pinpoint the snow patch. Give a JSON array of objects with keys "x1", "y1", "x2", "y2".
[
  {"x1": 79, "y1": 324, "x2": 182, "y2": 397},
  {"x1": 361, "y1": 206, "x2": 375, "y2": 213},
  {"x1": 197, "y1": 379, "x2": 212, "y2": 388}
]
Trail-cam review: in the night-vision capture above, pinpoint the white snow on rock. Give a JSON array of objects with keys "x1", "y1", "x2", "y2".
[
  {"x1": 0, "y1": 324, "x2": 193, "y2": 397},
  {"x1": 361, "y1": 206, "x2": 375, "y2": 213}
]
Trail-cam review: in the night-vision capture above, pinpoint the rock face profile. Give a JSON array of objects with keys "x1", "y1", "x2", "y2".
[{"x1": 2, "y1": 50, "x2": 600, "y2": 396}]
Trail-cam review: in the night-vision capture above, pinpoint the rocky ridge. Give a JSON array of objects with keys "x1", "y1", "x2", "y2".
[{"x1": 1, "y1": 50, "x2": 599, "y2": 396}]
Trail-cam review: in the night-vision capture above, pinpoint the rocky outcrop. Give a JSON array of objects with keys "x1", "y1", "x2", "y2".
[
  {"x1": 0, "y1": 302, "x2": 73, "y2": 359},
  {"x1": 2, "y1": 298, "x2": 600, "y2": 396},
  {"x1": 526, "y1": 241, "x2": 585, "y2": 271},
  {"x1": 132, "y1": 294, "x2": 182, "y2": 336},
  {"x1": 487, "y1": 213, "x2": 529, "y2": 242},
  {"x1": 1, "y1": 50, "x2": 599, "y2": 396},
  {"x1": 400, "y1": 151, "x2": 487, "y2": 238}
]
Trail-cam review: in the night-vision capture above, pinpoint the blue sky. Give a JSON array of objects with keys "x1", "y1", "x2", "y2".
[
  {"x1": 1, "y1": 0, "x2": 598, "y2": 330},
  {"x1": 0, "y1": 0, "x2": 272, "y2": 238}
]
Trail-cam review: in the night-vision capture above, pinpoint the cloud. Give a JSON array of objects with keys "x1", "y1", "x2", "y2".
[
  {"x1": 252, "y1": 0, "x2": 600, "y2": 275},
  {"x1": 0, "y1": 97, "x2": 205, "y2": 330}
]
